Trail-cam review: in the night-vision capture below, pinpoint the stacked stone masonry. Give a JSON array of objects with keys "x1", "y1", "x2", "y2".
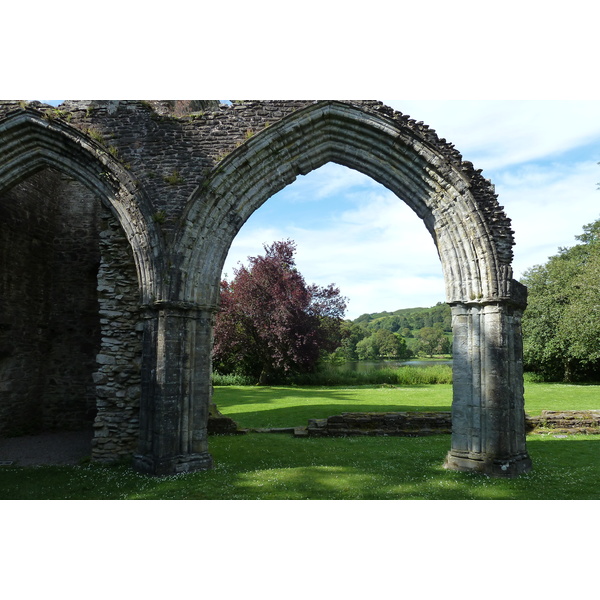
[
  {"x1": 93, "y1": 212, "x2": 143, "y2": 462},
  {"x1": 0, "y1": 100, "x2": 531, "y2": 477},
  {"x1": 0, "y1": 100, "x2": 515, "y2": 260},
  {"x1": 306, "y1": 412, "x2": 453, "y2": 437},
  {"x1": 0, "y1": 169, "x2": 102, "y2": 435},
  {"x1": 300, "y1": 411, "x2": 600, "y2": 438}
]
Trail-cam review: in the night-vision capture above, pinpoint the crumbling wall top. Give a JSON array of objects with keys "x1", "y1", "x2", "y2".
[{"x1": 0, "y1": 100, "x2": 515, "y2": 264}]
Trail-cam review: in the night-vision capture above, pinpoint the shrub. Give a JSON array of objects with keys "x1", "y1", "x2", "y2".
[
  {"x1": 212, "y1": 372, "x2": 257, "y2": 386},
  {"x1": 289, "y1": 364, "x2": 452, "y2": 386}
]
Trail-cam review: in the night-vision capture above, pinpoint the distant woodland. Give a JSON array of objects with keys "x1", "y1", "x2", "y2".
[{"x1": 335, "y1": 303, "x2": 452, "y2": 361}]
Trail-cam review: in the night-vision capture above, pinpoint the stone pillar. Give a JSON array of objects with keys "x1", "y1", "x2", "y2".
[
  {"x1": 132, "y1": 302, "x2": 215, "y2": 476},
  {"x1": 444, "y1": 301, "x2": 532, "y2": 477}
]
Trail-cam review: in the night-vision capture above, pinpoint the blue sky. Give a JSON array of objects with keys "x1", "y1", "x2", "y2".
[
  {"x1": 43, "y1": 99, "x2": 600, "y2": 319},
  {"x1": 223, "y1": 100, "x2": 600, "y2": 319}
]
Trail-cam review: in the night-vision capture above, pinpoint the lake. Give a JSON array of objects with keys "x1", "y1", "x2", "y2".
[{"x1": 336, "y1": 359, "x2": 453, "y2": 373}]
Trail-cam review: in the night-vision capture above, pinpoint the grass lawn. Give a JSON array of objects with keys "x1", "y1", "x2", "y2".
[
  {"x1": 211, "y1": 381, "x2": 600, "y2": 428},
  {"x1": 1, "y1": 433, "x2": 598, "y2": 500},
  {"x1": 212, "y1": 384, "x2": 453, "y2": 428},
  {"x1": 1, "y1": 381, "x2": 598, "y2": 500},
  {"x1": 523, "y1": 382, "x2": 600, "y2": 414}
]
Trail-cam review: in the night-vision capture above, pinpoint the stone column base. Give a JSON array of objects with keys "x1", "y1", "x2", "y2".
[
  {"x1": 132, "y1": 452, "x2": 213, "y2": 476},
  {"x1": 444, "y1": 451, "x2": 532, "y2": 478}
]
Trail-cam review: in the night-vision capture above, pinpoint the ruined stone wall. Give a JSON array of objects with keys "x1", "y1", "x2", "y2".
[
  {"x1": 0, "y1": 170, "x2": 55, "y2": 435},
  {"x1": 0, "y1": 169, "x2": 102, "y2": 435},
  {"x1": 41, "y1": 100, "x2": 512, "y2": 267},
  {"x1": 305, "y1": 412, "x2": 453, "y2": 437},
  {"x1": 41, "y1": 176, "x2": 102, "y2": 430},
  {"x1": 1, "y1": 99, "x2": 515, "y2": 266},
  {"x1": 0, "y1": 100, "x2": 526, "y2": 474},
  {"x1": 22, "y1": 101, "x2": 310, "y2": 244},
  {"x1": 0, "y1": 161, "x2": 143, "y2": 457},
  {"x1": 92, "y1": 212, "x2": 142, "y2": 462}
]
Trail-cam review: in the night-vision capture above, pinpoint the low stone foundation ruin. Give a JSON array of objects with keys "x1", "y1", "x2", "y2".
[
  {"x1": 284, "y1": 410, "x2": 600, "y2": 438},
  {"x1": 525, "y1": 411, "x2": 600, "y2": 435},
  {"x1": 305, "y1": 412, "x2": 453, "y2": 437}
]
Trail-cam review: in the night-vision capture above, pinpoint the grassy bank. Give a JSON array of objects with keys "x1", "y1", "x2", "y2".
[{"x1": 212, "y1": 363, "x2": 453, "y2": 387}]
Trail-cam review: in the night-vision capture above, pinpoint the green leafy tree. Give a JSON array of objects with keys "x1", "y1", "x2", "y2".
[
  {"x1": 374, "y1": 329, "x2": 408, "y2": 358},
  {"x1": 355, "y1": 329, "x2": 410, "y2": 360},
  {"x1": 414, "y1": 326, "x2": 451, "y2": 357},
  {"x1": 521, "y1": 217, "x2": 600, "y2": 381},
  {"x1": 334, "y1": 321, "x2": 368, "y2": 361},
  {"x1": 356, "y1": 335, "x2": 378, "y2": 360}
]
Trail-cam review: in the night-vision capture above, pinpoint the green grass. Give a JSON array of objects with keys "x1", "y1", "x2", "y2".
[
  {"x1": 212, "y1": 384, "x2": 453, "y2": 428},
  {"x1": 522, "y1": 381, "x2": 600, "y2": 414},
  {"x1": 211, "y1": 381, "x2": 600, "y2": 428},
  {"x1": 212, "y1": 364, "x2": 453, "y2": 386},
  {"x1": 1, "y1": 433, "x2": 598, "y2": 499},
  {"x1": 291, "y1": 364, "x2": 453, "y2": 386},
  {"x1": 1, "y1": 381, "x2": 598, "y2": 500}
]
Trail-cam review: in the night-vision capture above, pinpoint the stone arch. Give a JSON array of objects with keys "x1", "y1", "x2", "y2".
[
  {"x1": 0, "y1": 108, "x2": 165, "y2": 304},
  {"x1": 176, "y1": 101, "x2": 516, "y2": 308},
  {"x1": 0, "y1": 108, "x2": 162, "y2": 458},
  {"x1": 172, "y1": 101, "x2": 531, "y2": 477}
]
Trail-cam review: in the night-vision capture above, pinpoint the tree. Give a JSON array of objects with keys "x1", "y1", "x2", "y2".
[
  {"x1": 355, "y1": 335, "x2": 378, "y2": 360},
  {"x1": 212, "y1": 240, "x2": 347, "y2": 384},
  {"x1": 374, "y1": 329, "x2": 409, "y2": 359},
  {"x1": 521, "y1": 217, "x2": 600, "y2": 381},
  {"x1": 334, "y1": 321, "x2": 368, "y2": 361},
  {"x1": 355, "y1": 329, "x2": 410, "y2": 360},
  {"x1": 414, "y1": 326, "x2": 451, "y2": 357}
]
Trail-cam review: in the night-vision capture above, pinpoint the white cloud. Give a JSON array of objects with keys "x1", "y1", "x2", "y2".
[
  {"x1": 385, "y1": 100, "x2": 600, "y2": 171},
  {"x1": 290, "y1": 165, "x2": 375, "y2": 201},
  {"x1": 223, "y1": 101, "x2": 600, "y2": 320},
  {"x1": 224, "y1": 172, "x2": 445, "y2": 319},
  {"x1": 495, "y1": 159, "x2": 600, "y2": 277}
]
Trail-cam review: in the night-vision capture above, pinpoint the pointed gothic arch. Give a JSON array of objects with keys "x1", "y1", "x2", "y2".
[
  {"x1": 175, "y1": 101, "x2": 517, "y2": 308},
  {"x1": 0, "y1": 100, "x2": 531, "y2": 477},
  {"x1": 0, "y1": 108, "x2": 164, "y2": 303},
  {"x1": 173, "y1": 101, "x2": 531, "y2": 477},
  {"x1": 0, "y1": 107, "x2": 163, "y2": 458}
]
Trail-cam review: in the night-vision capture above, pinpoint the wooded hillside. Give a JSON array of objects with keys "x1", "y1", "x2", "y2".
[
  {"x1": 332, "y1": 303, "x2": 452, "y2": 361},
  {"x1": 353, "y1": 303, "x2": 451, "y2": 335}
]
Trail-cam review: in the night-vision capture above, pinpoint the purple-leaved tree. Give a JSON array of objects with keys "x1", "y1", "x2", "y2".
[{"x1": 213, "y1": 240, "x2": 347, "y2": 384}]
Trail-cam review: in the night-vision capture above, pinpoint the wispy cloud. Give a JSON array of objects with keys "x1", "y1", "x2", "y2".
[
  {"x1": 388, "y1": 100, "x2": 600, "y2": 170},
  {"x1": 494, "y1": 159, "x2": 600, "y2": 276},
  {"x1": 223, "y1": 101, "x2": 600, "y2": 320},
  {"x1": 225, "y1": 164, "x2": 445, "y2": 318}
]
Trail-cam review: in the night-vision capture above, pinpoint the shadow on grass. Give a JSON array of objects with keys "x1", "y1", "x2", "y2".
[
  {"x1": 132, "y1": 434, "x2": 480, "y2": 500},
  {"x1": 2, "y1": 434, "x2": 597, "y2": 501},
  {"x1": 214, "y1": 385, "x2": 433, "y2": 406},
  {"x1": 213, "y1": 385, "x2": 453, "y2": 428},
  {"x1": 134, "y1": 434, "x2": 600, "y2": 500}
]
